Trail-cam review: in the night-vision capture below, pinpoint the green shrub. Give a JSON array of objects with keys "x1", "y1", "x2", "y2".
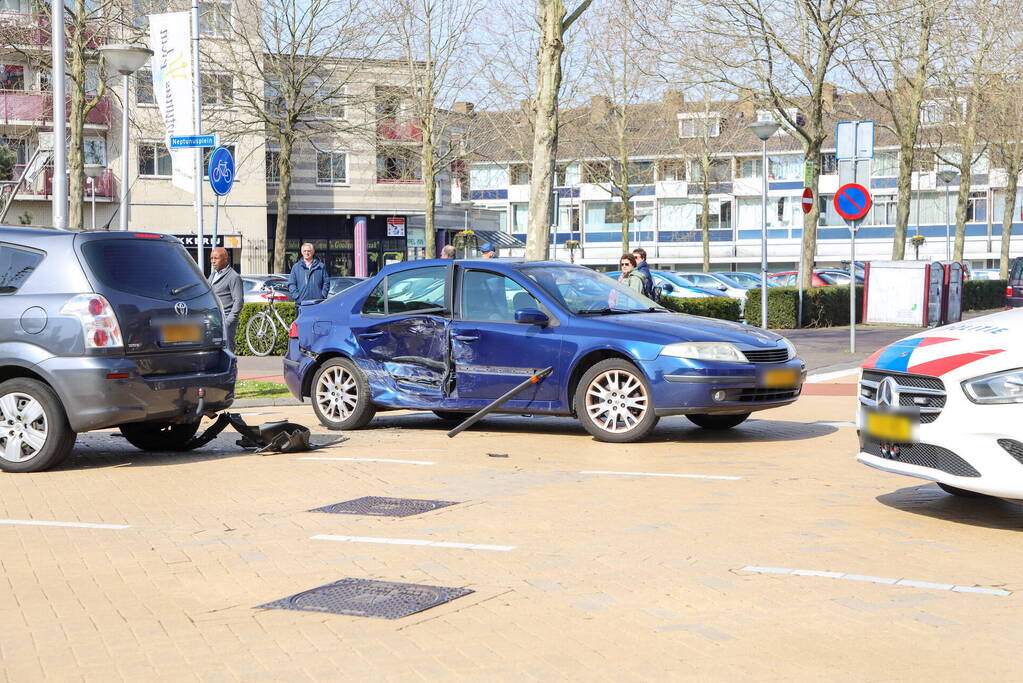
[
  {"x1": 963, "y1": 279, "x2": 1007, "y2": 311},
  {"x1": 659, "y1": 295, "x2": 742, "y2": 321},
  {"x1": 746, "y1": 285, "x2": 864, "y2": 329},
  {"x1": 234, "y1": 302, "x2": 297, "y2": 356}
]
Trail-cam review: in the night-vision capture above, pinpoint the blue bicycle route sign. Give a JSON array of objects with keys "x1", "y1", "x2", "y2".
[
  {"x1": 833, "y1": 182, "x2": 871, "y2": 222},
  {"x1": 207, "y1": 145, "x2": 235, "y2": 196}
]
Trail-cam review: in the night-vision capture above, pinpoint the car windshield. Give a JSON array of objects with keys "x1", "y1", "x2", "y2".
[
  {"x1": 654, "y1": 270, "x2": 699, "y2": 290},
  {"x1": 717, "y1": 272, "x2": 759, "y2": 288},
  {"x1": 522, "y1": 264, "x2": 663, "y2": 314}
]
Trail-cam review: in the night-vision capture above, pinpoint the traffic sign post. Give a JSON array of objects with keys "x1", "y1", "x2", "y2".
[
  {"x1": 834, "y1": 120, "x2": 874, "y2": 353},
  {"x1": 834, "y1": 182, "x2": 872, "y2": 353},
  {"x1": 206, "y1": 145, "x2": 234, "y2": 275}
]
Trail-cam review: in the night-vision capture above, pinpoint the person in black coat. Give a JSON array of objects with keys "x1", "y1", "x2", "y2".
[{"x1": 632, "y1": 247, "x2": 654, "y2": 298}]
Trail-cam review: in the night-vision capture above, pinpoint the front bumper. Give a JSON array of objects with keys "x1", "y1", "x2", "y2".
[
  {"x1": 638, "y1": 356, "x2": 805, "y2": 417},
  {"x1": 38, "y1": 352, "x2": 236, "y2": 433}
]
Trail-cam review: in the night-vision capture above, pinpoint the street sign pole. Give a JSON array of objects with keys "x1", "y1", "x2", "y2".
[
  {"x1": 191, "y1": 0, "x2": 205, "y2": 271},
  {"x1": 850, "y1": 219, "x2": 857, "y2": 353},
  {"x1": 206, "y1": 146, "x2": 235, "y2": 275}
]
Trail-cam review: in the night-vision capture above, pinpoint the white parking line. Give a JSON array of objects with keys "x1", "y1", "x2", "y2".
[
  {"x1": 296, "y1": 457, "x2": 436, "y2": 465},
  {"x1": 0, "y1": 519, "x2": 130, "y2": 530},
  {"x1": 740, "y1": 566, "x2": 1011, "y2": 596},
  {"x1": 581, "y1": 470, "x2": 741, "y2": 481},
  {"x1": 311, "y1": 534, "x2": 515, "y2": 551}
]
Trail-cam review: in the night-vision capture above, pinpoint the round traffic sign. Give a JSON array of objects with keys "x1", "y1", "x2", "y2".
[
  {"x1": 833, "y1": 182, "x2": 871, "y2": 221},
  {"x1": 207, "y1": 145, "x2": 235, "y2": 196},
  {"x1": 801, "y1": 187, "x2": 814, "y2": 214}
]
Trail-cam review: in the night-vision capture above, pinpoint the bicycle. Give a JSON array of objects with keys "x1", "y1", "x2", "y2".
[{"x1": 245, "y1": 285, "x2": 290, "y2": 356}]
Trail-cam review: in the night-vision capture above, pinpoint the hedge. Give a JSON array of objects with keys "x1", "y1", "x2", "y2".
[
  {"x1": 963, "y1": 279, "x2": 1007, "y2": 311},
  {"x1": 234, "y1": 302, "x2": 297, "y2": 356},
  {"x1": 659, "y1": 295, "x2": 742, "y2": 321},
  {"x1": 745, "y1": 286, "x2": 864, "y2": 329}
]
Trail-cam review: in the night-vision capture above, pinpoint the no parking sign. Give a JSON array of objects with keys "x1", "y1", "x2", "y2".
[{"x1": 833, "y1": 182, "x2": 872, "y2": 222}]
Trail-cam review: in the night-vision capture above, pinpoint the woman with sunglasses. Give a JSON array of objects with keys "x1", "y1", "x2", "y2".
[{"x1": 618, "y1": 253, "x2": 646, "y2": 294}]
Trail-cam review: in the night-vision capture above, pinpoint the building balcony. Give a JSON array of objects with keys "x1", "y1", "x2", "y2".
[
  {"x1": 377, "y1": 118, "x2": 423, "y2": 143},
  {"x1": 6, "y1": 164, "x2": 115, "y2": 199},
  {"x1": 0, "y1": 89, "x2": 111, "y2": 126},
  {"x1": 0, "y1": 12, "x2": 104, "y2": 48}
]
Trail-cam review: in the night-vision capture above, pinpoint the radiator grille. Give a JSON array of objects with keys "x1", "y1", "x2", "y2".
[
  {"x1": 859, "y1": 370, "x2": 946, "y2": 424},
  {"x1": 736, "y1": 388, "x2": 800, "y2": 402},
  {"x1": 742, "y1": 348, "x2": 789, "y2": 363},
  {"x1": 862, "y1": 440, "x2": 980, "y2": 477},
  {"x1": 998, "y1": 439, "x2": 1023, "y2": 465}
]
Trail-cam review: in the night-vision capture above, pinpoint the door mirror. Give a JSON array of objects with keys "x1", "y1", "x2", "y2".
[
  {"x1": 515, "y1": 308, "x2": 549, "y2": 325},
  {"x1": 661, "y1": 282, "x2": 674, "y2": 293},
  {"x1": 716, "y1": 284, "x2": 727, "y2": 291}
]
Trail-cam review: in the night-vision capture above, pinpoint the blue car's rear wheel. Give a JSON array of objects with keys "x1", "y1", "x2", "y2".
[
  {"x1": 311, "y1": 358, "x2": 376, "y2": 431},
  {"x1": 574, "y1": 359, "x2": 658, "y2": 443}
]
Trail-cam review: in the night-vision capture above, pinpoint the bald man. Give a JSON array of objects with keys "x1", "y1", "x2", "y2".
[{"x1": 209, "y1": 247, "x2": 243, "y2": 352}]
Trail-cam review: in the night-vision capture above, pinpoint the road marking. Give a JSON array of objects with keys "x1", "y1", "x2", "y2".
[
  {"x1": 0, "y1": 519, "x2": 130, "y2": 530},
  {"x1": 740, "y1": 566, "x2": 1011, "y2": 596},
  {"x1": 311, "y1": 534, "x2": 515, "y2": 551},
  {"x1": 581, "y1": 470, "x2": 741, "y2": 481},
  {"x1": 297, "y1": 457, "x2": 436, "y2": 466}
]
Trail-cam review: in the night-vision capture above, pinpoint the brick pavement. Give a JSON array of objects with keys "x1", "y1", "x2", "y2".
[{"x1": 3, "y1": 375, "x2": 1023, "y2": 680}]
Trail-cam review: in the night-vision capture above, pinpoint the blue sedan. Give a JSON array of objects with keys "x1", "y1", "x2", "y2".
[{"x1": 283, "y1": 259, "x2": 805, "y2": 442}]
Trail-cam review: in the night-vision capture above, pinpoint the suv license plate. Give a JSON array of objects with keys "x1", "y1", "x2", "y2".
[
  {"x1": 762, "y1": 368, "x2": 798, "y2": 388},
  {"x1": 864, "y1": 411, "x2": 914, "y2": 443},
  {"x1": 161, "y1": 323, "x2": 202, "y2": 344}
]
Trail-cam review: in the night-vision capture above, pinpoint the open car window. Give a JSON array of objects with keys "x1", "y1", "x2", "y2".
[{"x1": 361, "y1": 266, "x2": 447, "y2": 315}]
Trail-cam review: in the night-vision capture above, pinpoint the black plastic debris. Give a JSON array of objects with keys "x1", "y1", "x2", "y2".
[
  {"x1": 257, "y1": 578, "x2": 473, "y2": 619},
  {"x1": 185, "y1": 413, "x2": 346, "y2": 454},
  {"x1": 488, "y1": 453, "x2": 509, "y2": 458},
  {"x1": 309, "y1": 496, "x2": 457, "y2": 518}
]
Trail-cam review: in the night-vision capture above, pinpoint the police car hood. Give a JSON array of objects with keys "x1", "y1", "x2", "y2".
[{"x1": 862, "y1": 308, "x2": 1023, "y2": 380}]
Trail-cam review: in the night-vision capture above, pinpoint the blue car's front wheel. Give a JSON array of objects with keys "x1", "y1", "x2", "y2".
[
  {"x1": 311, "y1": 358, "x2": 376, "y2": 431},
  {"x1": 574, "y1": 359, "x2": 659, "y2": 443}
]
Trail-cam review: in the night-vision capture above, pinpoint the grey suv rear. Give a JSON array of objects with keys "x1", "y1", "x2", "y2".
[{"x1": 0, "y1": 227, "x2": 236, "y2": 472}]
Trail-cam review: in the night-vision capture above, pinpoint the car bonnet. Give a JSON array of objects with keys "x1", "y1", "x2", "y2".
[{"x1": 589, "y1": 311, "x2": 784, "y2": 347}]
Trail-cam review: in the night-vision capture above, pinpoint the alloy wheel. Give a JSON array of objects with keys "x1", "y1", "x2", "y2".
[
  {"x1": 0, "y1": 392, "x2": 48, "y2": 463},
  {"x1": 315, "y1": 365, "x2": 359, "y2": 422},
  {"x1": 584, "y1": 369, "x2": 648, "y2": 434}
]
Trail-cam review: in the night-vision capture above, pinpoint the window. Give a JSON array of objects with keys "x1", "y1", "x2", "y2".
[
  {"x1": 264, "y1": 80, "x2": 285, "y2": 115},
  {"x1": 677, "y1": 113, "x2": 720, "y2": 139},
  {"x1": 469, "y1": 164, "x2": 506, "y2": 190},
  {"x1": 0, "y1": 136, "x2": 27, "y2": 165},
  {"x1": 768, "y1": 155, "x2": 802, "y2": 180},
  {"x1": 0, "y1": 0, "x2": 31, "y2": 12},
  {"x1": 376, "y1": 147, "x2": 420, "y2": 183},
  {"x1": 873, "y1": 151, "x2": 898, "y2": 177},
  {"x1": 266, "y1": 149, "x2": 279, "y2": 183},
  {"x1": 659, "y1": 199, "x2": 731, "y2": 235},
  {"x1": 201, "y1": 73, "x2": 233, "y2": 107},
  {"x1": 736, "y1": 157, "x2": 762, "y2": 178},
  {"x1": 199, "y1": 0, "x2": 231, "y2": 36},
  {"x1": 38, "y1": 70, "x2": 51, "y2": 91},
  {"x1": 361, "y1": 266, "x2": 447, "y2": 315},
  {"x1": 582, "y1": 161, "x2": 610, "y2": 184},
  {"x1": 690, "y1": 158, "x2": 730, "y2": 184},
  {"x1": 509, "y1": 163, "x2": 530, "y2": 185},
  {"x1": 135, "y1": 69, "x2": 155, "y2": 105},
  {"x1": 82, "y1": 240, "x2": 206, "y2": 302},
  {"x1": 316, "y1": 151, "x2": 347, "y2": 184},
  {"x1": 375, "y1": 87, "x2": 408, "y2": 118},
  {"x1": 555, "y1": 163, "x2": 579, "y2": 186},
  {"x1": 659, "y1": 158, "x2": 686, "y2": 182},
  {"x1": 202, "y1": 144, "x2": 236, "y2": 179},
  {"x1": 317, "y1": 86, "x2": 345, "y2": 119},
  {"x1": 820, "y1": 152, "x2": 838, "y2": 175},
  {"x1": 133, "y1": 0, "x2": 170, "y2": 27},
  {"x1": 737, "y1": 196, "x2": 800, "y2": 233},
  {"x1": 1, "y1": 65, "x2": 24, "y2": 90},
  {"x1": 461, "y1": 270, "x2": 537, "y2": 322},
  {"x1": 584, "y1": 200, "x2": 653, "y2": 232},
  {"x1": 869, "y1": 194, "x2": 897, "y2": 225},
  {"x1": 629, "y1": 161, "x2": 655, "y2": 185},
  {"x1": 967, "y1": 191, "x2": 987, "y2": 222},
  {"x1": 84, "y1": 138, "x2": 106, "y2": 166},
  {"x1": 510, "y1": 203, "x2": 529, "y2": 232},
  {"x1": 138, "y1": 142, "x2": 172, "y2": 176},
  {"x1": 757, "y1": 108, "x2": 803, "y2": 134},
  {"x1": 920, "y1": 98, "x2": 964, "y2": 126},
  {"x1": 0, "y1": 245, "x2": 44, "y2": 295}
]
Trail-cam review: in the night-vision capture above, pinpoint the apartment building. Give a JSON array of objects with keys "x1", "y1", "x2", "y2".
[{"x1": 465, "y1": 91, "x2": 1022, "y2": 271}]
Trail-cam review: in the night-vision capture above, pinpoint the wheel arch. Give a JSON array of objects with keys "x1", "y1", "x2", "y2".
[
  {"x1": 0, "y1": 364, "x2": 50, "y2": 387},
  {"x1": 566, "y1": 348, "x2": 641, "y2": 412},
  {"x1": 301, "y1": 351, "x2": 353, "y2": 398}
]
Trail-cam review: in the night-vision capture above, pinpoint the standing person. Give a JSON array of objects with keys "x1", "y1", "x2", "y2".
[
  {"x1": 632, "y1": 247, "x2": 654, "y2": 298},
  {"x1": 618, "y1": 254, "x2": 646, "y2": 294},
  {"x1": 209, "y1": 247, "x2": 243, "y2": 352},
  {"x1": 440, "y1": 244, "x2": 457, "y2": 259},
  {"x1": 287, "y1": 242, "x2": 329, "y2": 303},
  {"x1": 479, "y1": 242, "x2": 496, "y2": 258}
]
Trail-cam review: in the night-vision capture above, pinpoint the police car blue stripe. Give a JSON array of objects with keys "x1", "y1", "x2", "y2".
[{"x1": 872, "y1": 337, "x2": 927, "y2": 373}]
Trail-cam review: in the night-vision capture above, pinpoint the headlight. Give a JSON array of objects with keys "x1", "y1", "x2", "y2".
[
  {"x1": 962, "y1": 368, "x2": 1023, "y2": 404},
  {"x1": 781, "y1": 337, "x2": 797, "y2": 360},
  {"x1": 660, "y1": 341, "x2": 747, "y2": 363}
]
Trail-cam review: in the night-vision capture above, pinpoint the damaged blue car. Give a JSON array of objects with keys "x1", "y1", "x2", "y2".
[{"x1": 283, "y1": 259, "x2": 804, "y2": 442}]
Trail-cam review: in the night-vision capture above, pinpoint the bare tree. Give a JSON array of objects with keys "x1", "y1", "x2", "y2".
[{"x1": 525, "y1": 0, "x2": 593, "y2": 261}]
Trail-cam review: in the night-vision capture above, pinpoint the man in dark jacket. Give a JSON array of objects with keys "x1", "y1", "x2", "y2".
[
  {"x1": 288, "y1": 243, "x2": 329, "y2": 303},
  {"x1": 632, "y1": 248, "x2": 654, "y2": 298},
  {"x1": 209, "y1": 247, "x2": 243, "y2": 351}
]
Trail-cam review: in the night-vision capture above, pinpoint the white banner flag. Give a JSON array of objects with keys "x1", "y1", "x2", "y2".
[{"x1": 149, "y1": 12, "x2": 194, "y2": 193}]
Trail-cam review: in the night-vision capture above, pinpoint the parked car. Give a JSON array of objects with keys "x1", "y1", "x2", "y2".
[
  {"x1": 671, "y1": 272, "x2": 747, "y2": 300},
  {"x1": 328, "y1": 276, "x2": 367, "y2": 296},
  {"x1": 0, "y1": 227, "x2": 236, "y2": 472},
  {"x1": 1008, "y1": 257, "x2": 1023, "y2": 308},
  {"x1": 970, "y1": 269, "x2": 1000, "y2": 281},
  {"x1": 241, "y1": 275, "x2": 290, "y2": 303},
  {"x1": 605, "y1": 270, "x2": 726, "y2": 299},
  {"x1": 817, "y1": 270, "x2": 865, "y2": 285},
  {"x1": 769, "y1": 271, "x2": 832, "y2": 287},
  {"x1": 857, "y1": 306, "x2": 1023, "y2": 499},
  {"x1": 711, "y1": 271, "x2": 778, "y2": 288},
  {"x1": 284, "y1": 259, "x2": 804, "y2": 443}
]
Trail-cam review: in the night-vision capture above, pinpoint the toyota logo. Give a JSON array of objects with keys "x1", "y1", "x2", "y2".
[
  {"x1": 174, "y1": 301, "x2": 188, "y2": 317},
  {"x1": 876, "y1": 376, "x2": 900, "y2": 410}
]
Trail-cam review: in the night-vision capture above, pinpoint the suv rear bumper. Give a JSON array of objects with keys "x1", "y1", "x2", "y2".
[{"x1": 37, "y1": 352, "x2": 236, "y2": 432}]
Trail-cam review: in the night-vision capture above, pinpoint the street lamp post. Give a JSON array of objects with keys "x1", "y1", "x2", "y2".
[
  {"x1": 98, "y1": 44, "x2": 153, "y2": 232},
  {"x1": 937, "y1": 169, "x2": 957, "y2": 261},
  {"x1": 83, "y1": 163, "x2": 101, "y2": 230},
  {"x1": 749, "y1": 120, "x2": 781, "y2": 329}
]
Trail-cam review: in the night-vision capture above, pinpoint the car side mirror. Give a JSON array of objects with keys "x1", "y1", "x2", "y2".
[
  {"x1": 661, "y1": 283, "x2": 674, "y2": 292},
  {"x1": 515, "y1": 308, "x2": 549, "y2": 326},
  {"x1": 717, "y1": 284, "x2": 727, "y2": 291}
]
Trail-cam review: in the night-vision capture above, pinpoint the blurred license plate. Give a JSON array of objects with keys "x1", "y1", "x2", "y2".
[
  {"x1": 864, "y1": 411, "x2": 914, "y2": 442},
  {"x1": 161, "y1": 323, "x2": 202, "y2": 344},
  {"x1": 762, "y1": 368, "x2": 798, "y2": 388}
]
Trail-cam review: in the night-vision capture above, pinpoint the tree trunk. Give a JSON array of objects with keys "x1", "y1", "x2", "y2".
[
  {"x1": 271, "y1": 132, "x2": 295, "y2": 274},
  {"x1": 799, "y1": 141, "x2": 822, "y2": 289},
  {"x1": 1000, "y1": 158, "x2": 1019, "y2": 279},
  {"x1": 525, "y1": 0, "x2": 565, "y2": 261},
  {"x1": 952, "y1": 161, "x2": 971, "y2": 261},
  {"x1": 892, "y1": 144, "x2": 915, "y2": 259},
  {"x1": 423, "y1": 148, "x2": 437, "y2": 258},
  {"x1": 67, "y1": 5, "x2": 86, "y2": 231}
]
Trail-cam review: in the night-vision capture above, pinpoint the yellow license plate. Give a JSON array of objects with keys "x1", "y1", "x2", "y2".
[
  {"x1": 161, "y1": 323, "x2": 202, "y2": 344},
  {"x1": 762, "y1": 368, "x2": 799, "y2": 388},
  {"x1": 864, "y1": 411, "x2": 914, "y2": 442}
]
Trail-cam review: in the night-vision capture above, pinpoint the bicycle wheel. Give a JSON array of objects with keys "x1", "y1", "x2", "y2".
[{"x1": 245, "y1": 312, "x2": 277, "y2": 356}]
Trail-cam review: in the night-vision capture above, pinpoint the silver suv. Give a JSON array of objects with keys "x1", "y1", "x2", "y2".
[{"x1": 0, "y1": 227, "x2": 236, "y2": 472}]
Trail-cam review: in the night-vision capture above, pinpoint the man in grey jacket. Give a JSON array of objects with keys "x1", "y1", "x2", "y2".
[{"x1": 209, "y1": 247, "x2": 243, "y2": 352}]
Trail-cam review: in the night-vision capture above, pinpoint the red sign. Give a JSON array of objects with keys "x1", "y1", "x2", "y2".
[
  {"x1": 386, "y1": 217, "x2": 406, "y2": 237},
  {"x1": 801, "y1": 187, "x2": 814, "y2": 214},
  {"x1": 833, "y1": 183, "x2": 872, "y2": 221}
]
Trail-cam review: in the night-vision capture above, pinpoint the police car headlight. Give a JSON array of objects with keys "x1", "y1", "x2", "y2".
[
  {"x1": 660, "y1": 342, "x2": 747, "y2": 363},
  {"x1": 962, "y1": 368, "x2": 1023, "y2": 404},
  {"x1": 781, "y1": 337, "x2": 797, "y2": 360}
]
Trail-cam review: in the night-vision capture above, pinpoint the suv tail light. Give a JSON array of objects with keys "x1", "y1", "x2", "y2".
[
  {"x1": 1007, "y1": 286, "x2": 1014, "y2": 297},
  {"x1": 288, "y1": 322, "x2": 298, "y2": 338},
  {"x1": 60, "y1": 294, "x2": 123, "y2": 349}
]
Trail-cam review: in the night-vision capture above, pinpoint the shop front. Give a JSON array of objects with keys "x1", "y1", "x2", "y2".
[
  {"x1": 173, "y1": 234, "x2": 244, "y2": 271},
  {"x1": 267, "y1": 214, "x2": 408, "y2": 277}
]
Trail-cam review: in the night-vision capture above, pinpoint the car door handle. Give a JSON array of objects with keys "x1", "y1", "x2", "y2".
[
  {"x1": 453, "y1": 333, "x2": 479, "y2": 342},
  {"x1": 357, "y1": 331, "x2": 384, "y2": 339}
]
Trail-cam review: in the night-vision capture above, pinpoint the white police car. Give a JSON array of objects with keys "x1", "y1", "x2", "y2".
[{"x1": 856, "y1": 308, "x2": 1023, "y2": 499}]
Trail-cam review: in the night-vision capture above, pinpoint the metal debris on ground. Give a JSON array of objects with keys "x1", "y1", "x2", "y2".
[
  {"x1": 309, "y1": 496, "x2": 458, "y2": 518},
  {"x1": 256, "y1": 578, "x2": 474, "y2": 619},
  {"x1": 185, "y1": 413, "x2": 347, "y2": 453}
]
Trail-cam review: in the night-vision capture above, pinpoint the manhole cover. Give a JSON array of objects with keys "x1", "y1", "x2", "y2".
[
  {"x1": 257, "y1": 578, "x2": 473, "y2": 619},
  {"x1": 309, "y1": 496, "x2": 457, "y2": 517}
]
